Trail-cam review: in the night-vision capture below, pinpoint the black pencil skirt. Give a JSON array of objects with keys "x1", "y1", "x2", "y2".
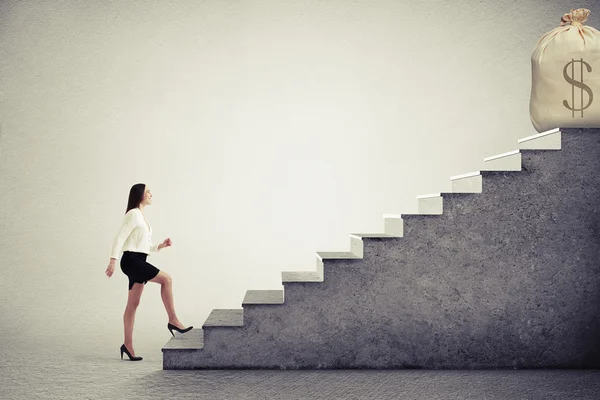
[{"x1": 120, "y1": 251, "x2": 160, "y2": 290}]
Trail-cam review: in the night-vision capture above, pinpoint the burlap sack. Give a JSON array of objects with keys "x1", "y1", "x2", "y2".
[{"x1": 530, "y1": 8, "x2": 600, "y2": 133}]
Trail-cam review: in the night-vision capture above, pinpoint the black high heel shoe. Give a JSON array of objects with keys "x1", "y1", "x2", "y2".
[
  {"x1": 120, "y1": 344, "x2": 143, "y2": 361},
  {"x1": 167, "y1": 322, "x2": 193, "y2": 336}
]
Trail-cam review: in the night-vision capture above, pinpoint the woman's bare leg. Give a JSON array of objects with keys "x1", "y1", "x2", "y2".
[
  {"x1": 123, "y1": 282, "x2": 144, "y2": 356},
  {"x1": 149, "y1": 271, "x2": 186, "y2": 328}
]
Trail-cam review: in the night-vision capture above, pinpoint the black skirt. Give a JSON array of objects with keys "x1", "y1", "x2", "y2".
[{"x1": 120, "y1": 251, "x2": 160, "y2": 290}]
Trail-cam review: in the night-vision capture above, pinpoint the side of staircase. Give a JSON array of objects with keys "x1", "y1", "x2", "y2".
[{"x1": 162, "y1": 128, "x2": 600, "y2": 369}]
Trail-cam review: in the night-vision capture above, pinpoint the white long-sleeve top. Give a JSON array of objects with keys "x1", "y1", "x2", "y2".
[{"x1": 109, "y1": 207, "x2": 160, "y2": 259}]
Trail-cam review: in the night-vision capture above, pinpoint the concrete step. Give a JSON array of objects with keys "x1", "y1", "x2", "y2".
[
  {"x1": 417, "y1": 194, "x2": 443, "y2": 214},
  {"x1": 481, "y1": 149, "x2": 521, "y2": 171},
  {"x1": 202, "y1": 309, "x2": 244, "y2": 328},
  {"x1": 282, "y1": 254, "x2": 325, "y2": 283},
  {"x1": 350, "y1": 234, "x2": 401, "y2": 258},
  {"x1": 450, "y1": 171, "x2": 482, "y2": 193},
  {"x1": 281, "y1": 270, "x2": 322, "y2": 283},
  {"x1": 383, "y1": 215, "x2": 404, "y2": 237},
  {"x1": 350, "y1": 233, "x2": 398, "y2": 239},
  {"x1": 316, "y1": 251, "x2": 362, "y2": 260},
  {"x1": 399, "y1": 213, "x2": 442, "y2": 221},
  {"x1": 518, "y1": 128, "x2": 561, "y2": 150},
  {"x1": 162, "y1": 328, "x2": 204, "y2": 351},
  {"x1": 242, "y1": 290, "x2": 284, "y2": 305},
  {"x1": 281, "y1": 251, "x2": 365, "y2": 284}
]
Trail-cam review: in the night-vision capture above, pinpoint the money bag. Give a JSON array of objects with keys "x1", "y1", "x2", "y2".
[{"x1": 530, "y1": 8, "x2": 600, "y2": 133}]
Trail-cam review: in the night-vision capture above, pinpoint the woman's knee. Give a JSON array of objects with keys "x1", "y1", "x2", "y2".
[{"x1": 151, "y1": 271, "x2": 172, "y2": 285}]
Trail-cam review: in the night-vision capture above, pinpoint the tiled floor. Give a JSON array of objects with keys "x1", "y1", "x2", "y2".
[{"x1": 2, "y1": 337, "x2": 599, "y2": 400}]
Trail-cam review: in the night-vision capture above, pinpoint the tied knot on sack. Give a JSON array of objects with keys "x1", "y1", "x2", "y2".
[{"x1": 560, "y1": 8, "x2": 590, "y2": 27}]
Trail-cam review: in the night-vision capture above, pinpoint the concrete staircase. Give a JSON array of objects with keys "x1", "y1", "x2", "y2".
[{"x1": 162, "y1": 128, "x2": 600, "y2": 369}]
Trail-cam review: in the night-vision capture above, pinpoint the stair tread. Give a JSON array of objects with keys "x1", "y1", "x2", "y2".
[
  {"x1": 483, "y1": 149, "x2": 520, "y2": 162},
  {"x1": 162, "y1": 328, "x2": 204, "y2": 350},
  {"x1": 441, "y1": 192, "x2": 479, "y2": 198},
  {"x1": 480, "y1": 170, "x2": 522, "y2": 176},
  {"x1": 282, "y1": 271, "x2": 322, "y2": 282},
  {"x1": 202, "y1": 309, "x2": 244, "y2": 327},
  {"x1": 350, "y1": 233, "x2": 397, "y2": 238},
  {"x1": 518, "y1": 128, "x2": 560, "y2": 143},
  {"x1": 450, "y1": 171, "x2": 481, "y2": 180},
  {"x1": 400, "y1": 213, "x2": 441, "y2": 218},
  {"x1": 243, "y1": 290, "x2": 284, "y2": 304},
  {"x1": 317, "y1": 251, "x2": 362, "y2": 259}
]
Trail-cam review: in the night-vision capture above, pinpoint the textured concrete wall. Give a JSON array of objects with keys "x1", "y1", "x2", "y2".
[{"x1": 165, "y1": 129, "x2": 600, "y2": 369}]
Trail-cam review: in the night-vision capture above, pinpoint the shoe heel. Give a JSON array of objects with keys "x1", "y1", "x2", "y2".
[
  {"x1": 120, "y1": 344, "x2": 142, "y2": 361},
  {"x1": 168, "y1": 322, "x2": 193, "y2": 336}
]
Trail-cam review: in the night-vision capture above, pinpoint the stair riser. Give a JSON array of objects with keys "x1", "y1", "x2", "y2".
[
  {"x1": 519, "y1": 130, "x2": 561, "y2": 150},
  {"x1": 451, "y1": 174, "x2": 482, "y2": 193},
  {"x1": 482, "y1": 152, "x2": 522, "y2": 171},
  {"x1": 350, "y1": 236, "x2": 364, "y2": 258},
  {"x1": 384, "y1": 217, "x2": 404, "y2": 237},
  {"x1": 417, "y1": 196, "x2": 443, "y2": 215},
  {"x1": 242, "y1": 304, "x2": 287, "y2": 328}
]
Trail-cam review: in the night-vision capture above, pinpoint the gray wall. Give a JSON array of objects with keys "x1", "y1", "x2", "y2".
[{"x1": 1, "y1": 0, "x2": 598, "y2": 354}]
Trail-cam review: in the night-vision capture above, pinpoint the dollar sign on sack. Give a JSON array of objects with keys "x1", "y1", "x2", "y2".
[{"x1": 563, "y1": 58, "x2": 594, "y2": 117}]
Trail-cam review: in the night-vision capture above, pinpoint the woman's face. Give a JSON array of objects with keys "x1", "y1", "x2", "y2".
[{"x1": 142, "y1": 187, "x2": 153, "y2": 205}]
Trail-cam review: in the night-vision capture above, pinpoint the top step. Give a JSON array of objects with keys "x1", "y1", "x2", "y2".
[{"x1": 518, "y1": 128, "x2": 561, "y2": 150}]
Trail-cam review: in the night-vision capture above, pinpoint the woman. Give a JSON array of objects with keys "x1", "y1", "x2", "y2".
[{"x1": 105, "y1": 183, "x2": 192, "y2": 361}]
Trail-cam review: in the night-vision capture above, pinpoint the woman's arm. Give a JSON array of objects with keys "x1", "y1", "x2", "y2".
[
  {"x1": 149, "y1": 241, "x2": 162, "y2": 252},
  {"x1": 108, "y1": 211, "x2": 136, "y2": 261},
  {"x1": 150, "y1": 238, "x2": 171, "y2": 252}
]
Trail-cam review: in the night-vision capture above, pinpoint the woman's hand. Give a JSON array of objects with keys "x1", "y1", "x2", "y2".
[
  {"x1": 159, "y1": 238, "x2": 172, "y2": 250},
  {"x1": 105, "y1": 259, "x2": 115, "y2": 278}
]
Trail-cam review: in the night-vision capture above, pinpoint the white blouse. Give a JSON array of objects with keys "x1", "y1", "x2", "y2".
[{"x1": 109, "y1": 207, "x2": 160, "y2": 259}]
